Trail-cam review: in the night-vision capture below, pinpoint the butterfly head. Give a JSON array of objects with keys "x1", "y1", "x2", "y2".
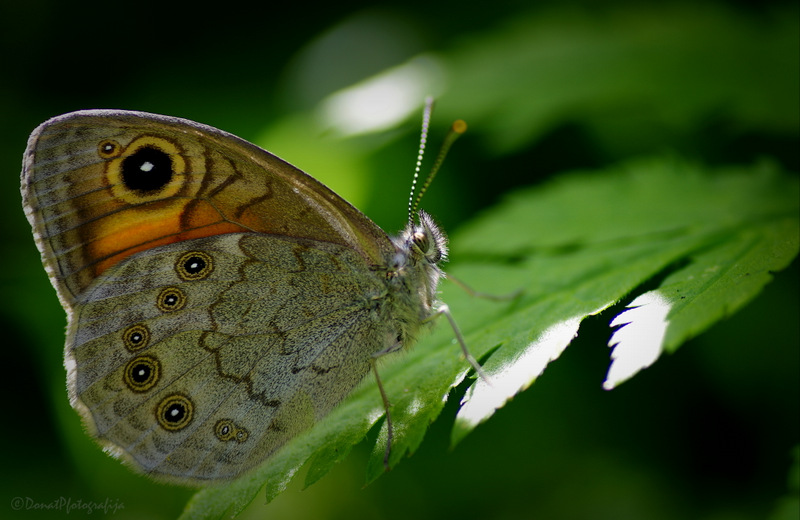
[
  {"x1": 398, "y1": 210, "x2": 447, "y2": 267},
  {"x1": 387, "y1": 210, "x2": 447, "y2": 343}
]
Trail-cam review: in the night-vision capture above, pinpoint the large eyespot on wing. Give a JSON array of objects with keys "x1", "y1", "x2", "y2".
[{"x1": 21, "y1": 110, "x2": 395, "y2": 304}]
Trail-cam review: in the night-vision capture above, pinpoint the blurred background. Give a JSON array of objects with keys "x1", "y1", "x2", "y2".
[{"x1": 1, "y1": 0, "x2": 797, "y2": 518}]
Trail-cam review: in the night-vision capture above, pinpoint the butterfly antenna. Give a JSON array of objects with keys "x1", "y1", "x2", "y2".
[
  {"x1": 407, "y1": 97, "x2": 433, "y2": 223},
  {"x1": 408, "y1": 99, "x2": 467, "y2": 221}
]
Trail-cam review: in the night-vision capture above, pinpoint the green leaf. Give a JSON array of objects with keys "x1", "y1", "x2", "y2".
[
  {"x1": 439, "y1": 3, "x2": 799, "y2": 155},
  {"x1": 451, "y1": 158, "x2": 798, "y2": 441},
  {"x1": 179, "y1": 158, "x2": 798, "y2": 518}
]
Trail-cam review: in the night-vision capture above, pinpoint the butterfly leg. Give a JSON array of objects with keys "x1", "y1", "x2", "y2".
[
  {"x1": 369, "y1": 357, "x2": 394, "y2": 470},
  {"x1": 369, "y1": 302, "x2": 496, "y2": 470},
  {"x1": 426, "y1": 304, "x2": 491, "y2": 385}
]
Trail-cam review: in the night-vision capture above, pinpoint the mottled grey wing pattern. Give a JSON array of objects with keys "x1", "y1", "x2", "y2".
[{"x1": 69, "y1": 233, "x2": 397, "y2": 482}]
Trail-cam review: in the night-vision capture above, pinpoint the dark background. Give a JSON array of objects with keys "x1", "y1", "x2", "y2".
[{"x1": 1, "y1": 1, "x2": 797, "y2": 518}]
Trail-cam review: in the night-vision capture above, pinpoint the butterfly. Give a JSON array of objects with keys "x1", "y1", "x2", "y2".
[{"x1": 21, "y1": 105, "x2": 474, "y2": 484}]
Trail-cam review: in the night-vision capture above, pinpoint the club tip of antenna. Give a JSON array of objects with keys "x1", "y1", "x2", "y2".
[{"x1": 452, "y1": 119, "x2": 467, "y2": 134}]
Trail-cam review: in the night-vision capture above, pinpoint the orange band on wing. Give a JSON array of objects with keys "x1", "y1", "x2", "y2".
[{"x1": 88, "y1": 201, "x2": 249, "y2": 277}]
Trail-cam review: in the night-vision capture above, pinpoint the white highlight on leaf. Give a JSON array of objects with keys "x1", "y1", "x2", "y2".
[
  {"x1": 319, "y1": 55, "x2": 445, "y2": 136},
  {"x1": 367, "y1": 407, "x2": 385, "y2": 425},
  {"x1": 604, "y1": 291, "x2": 671, "y2": 390},
  {"x1": 455, "y1": 316, "x2": 583, "y2": 431},
  {"x1": 403, "y1": 397, "x2": 424, "y2": 418}
]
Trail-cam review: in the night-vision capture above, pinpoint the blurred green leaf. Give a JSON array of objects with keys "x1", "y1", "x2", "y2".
[
  {"x1": 771, "y1": 446, "x2": 800, "y2": 520},
  {"x1": 439, "y1": 4, "x2": 799, "y2": 155}
]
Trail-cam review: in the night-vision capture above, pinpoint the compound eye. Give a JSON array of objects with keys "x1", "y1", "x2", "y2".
[{"x1": 412, "y1": 231, "x2": 430, "y2": 252}]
